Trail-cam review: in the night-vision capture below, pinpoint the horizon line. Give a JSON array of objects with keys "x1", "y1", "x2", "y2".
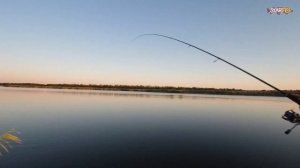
[{"x1": 1, "y1": 82, "x2": 299, "y2": 91}]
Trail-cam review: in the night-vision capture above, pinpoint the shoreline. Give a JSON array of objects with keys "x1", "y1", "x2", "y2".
[{"x1": 1, "y1": 83, "x2": 299, "y2": 97}]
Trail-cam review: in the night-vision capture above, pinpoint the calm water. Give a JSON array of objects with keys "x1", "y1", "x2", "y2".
[{"x1": 0, "y1": 87, "x2": 299, "y2": 168}]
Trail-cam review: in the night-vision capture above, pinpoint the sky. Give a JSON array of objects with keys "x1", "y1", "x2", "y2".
[{"x1": 0, "y1": 0, "x2": 299, "y2": 90}]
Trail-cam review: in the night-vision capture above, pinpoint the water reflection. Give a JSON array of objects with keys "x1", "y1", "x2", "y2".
[
  {"x1": 0, "y1": 87, "x2": 299, "y2": 168},
  {"x1": 0, "y1": 86, "x2": 290, "y2": 103}
]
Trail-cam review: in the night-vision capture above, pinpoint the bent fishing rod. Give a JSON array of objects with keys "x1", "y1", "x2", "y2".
[{"x1": 137, "y1": 34, "x2": 300, "y2": 106}]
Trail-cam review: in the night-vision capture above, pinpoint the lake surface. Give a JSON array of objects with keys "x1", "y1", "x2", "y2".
[{"x1": 0, "y1": 87, "x2": 299, "y2": 168}]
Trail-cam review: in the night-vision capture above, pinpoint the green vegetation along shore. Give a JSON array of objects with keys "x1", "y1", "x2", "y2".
[{"x1": 0, "y1": 83, "x2": 299, "y2": 97}]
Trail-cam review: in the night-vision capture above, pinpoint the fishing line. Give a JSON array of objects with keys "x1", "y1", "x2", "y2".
[{"x1": 135, "y1": 34, "x2": 300, "y2": 106}]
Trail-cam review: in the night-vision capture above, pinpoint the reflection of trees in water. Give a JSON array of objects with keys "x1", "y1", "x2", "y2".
[
  {"x1": 0, "y1": 129, "x2": 22, "y2": 156},
  {"x1": 1, "y1": 87, "x2": 290, "y2": 103}
]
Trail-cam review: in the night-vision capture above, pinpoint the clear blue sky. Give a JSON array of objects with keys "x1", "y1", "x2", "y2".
[{"x1": 1, "y1": 0, "x2": 299, "y2": 90}]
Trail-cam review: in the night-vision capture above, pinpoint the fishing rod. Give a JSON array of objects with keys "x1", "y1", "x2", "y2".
[{"x1": 137, "y1": 34, "x2": 300, "y2": 106}]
